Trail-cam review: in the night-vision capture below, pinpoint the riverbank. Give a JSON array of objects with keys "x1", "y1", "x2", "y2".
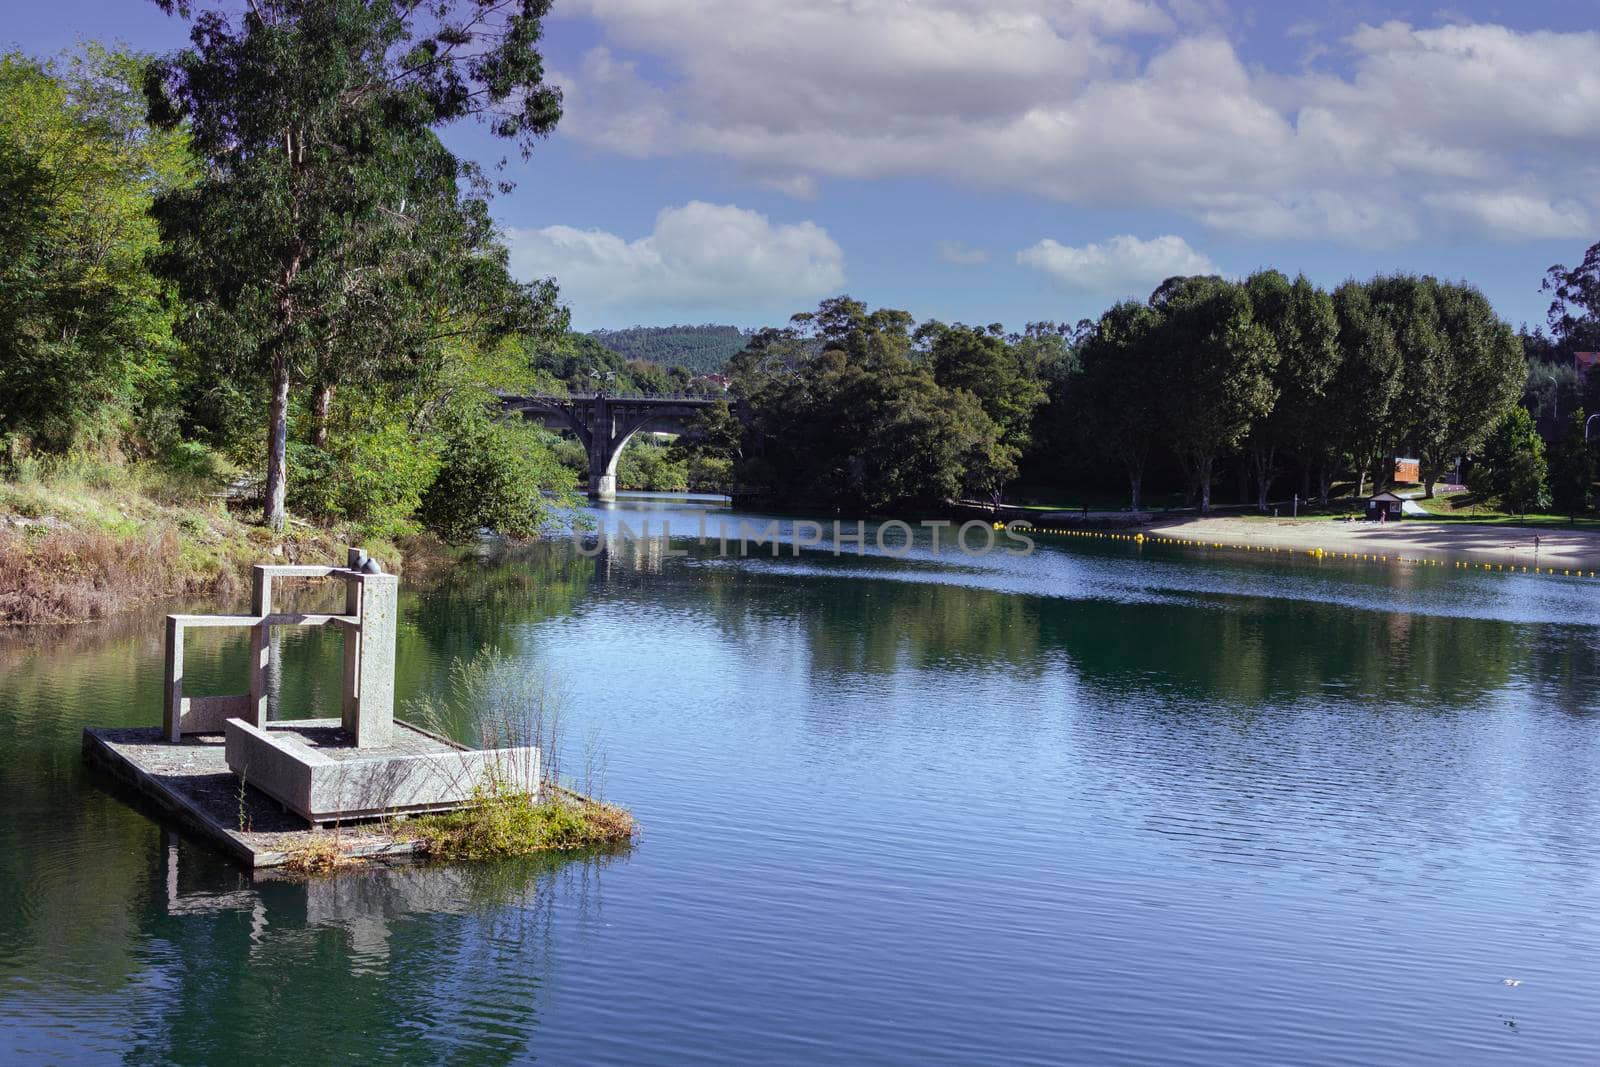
[
  {"x1": 0, "y1": 468, "x2": 409, "y2": 625},
  {"x1": 1144, "y1": 514, "x2": 1600, "y2": 570}
]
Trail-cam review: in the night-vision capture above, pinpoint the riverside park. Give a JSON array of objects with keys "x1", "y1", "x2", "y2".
[{"x1": 6, "y1": 0, "x2": 1600, "y2": 1063}]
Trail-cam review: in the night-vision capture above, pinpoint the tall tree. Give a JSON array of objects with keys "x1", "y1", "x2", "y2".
[
  {"x1": 1543, "y1": 241, "x2": 1600, "y2": 355},
  {"x1": 1370, "y1": 275, "x2": 1522, "y2": 497},
  {"x1": 918, "y1": 321, "x2": 1048, "y2": 447},
  {"x1": 1074, "y1": 301, "x2": 1164, "y2": 511},
  {"x1": 1241, "y1": 270, "x2": 1339, "y2": 511},
  {"x1": 1321, "y1": 281, "x2": 1402, "y2": 500},
  {"x1": 729, "y1": 297, "x2": 1013, "y2": 511},
  {"x1": 145, "y1": 0, "x2": 563, "y2": 530},
  {"x1": 1155, "y1": 276, "x2": 1279, "y2": 512}
]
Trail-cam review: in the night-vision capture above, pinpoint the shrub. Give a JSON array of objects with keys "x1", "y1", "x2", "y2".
[
  {"x1": 288, "y1": 423, "x2": 441, "y2": 538},
  {"x1": 420, "y1": 408, "x2": 578, "y2": 544}
]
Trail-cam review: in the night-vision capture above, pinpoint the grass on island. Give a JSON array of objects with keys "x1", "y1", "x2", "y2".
[
  {"x1": 397, "y1": 650, "x2": 637, "y2": 863},
  {"x1": 400, "y1": 783, "x2": 635, "y2": 862},
  {"x1": 282, "y1": 836, "x2": 350, "y2": 875}
]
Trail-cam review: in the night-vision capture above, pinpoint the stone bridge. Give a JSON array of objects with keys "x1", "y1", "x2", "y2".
[{"x1": 501, "y1": 392, "x2": 726, "y2": 499}]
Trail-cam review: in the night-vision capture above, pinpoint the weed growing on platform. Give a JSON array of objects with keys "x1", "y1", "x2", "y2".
[
  {"x1": 401, "y1": 650, "x2": 635, "y2": 860},
  {"x1": 406, "y1": 783, "x2": 634, "y2": 861}
]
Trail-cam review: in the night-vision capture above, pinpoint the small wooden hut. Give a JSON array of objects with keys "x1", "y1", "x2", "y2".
[{"x1": 1365, "y1": 491, "x2": 1406, "y2": 521}]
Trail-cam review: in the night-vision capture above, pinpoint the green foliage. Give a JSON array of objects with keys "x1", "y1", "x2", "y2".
[
  {"x1": 1155, "y1": 275, "x2": 1280, "y2": 511},
  {"x1": 1477, "y1": 407, "x2": 1549, "y2": 516},
  {"x1": 1070, "y1": 301, "x2": 1164, "y2": 510},
  {"x1": 527, "y1": 331, "x2": 710, "y2": 395},
  {"x1": 1368, "y1": 274, "x2": 1523, "y2": 495},
  {"x1": 145, "y1": 0, "x2": 568, "y2": 529},
  {"x1": 1543, "y1": 241, "x2": 1600, "y2": 354},
  {"x1": 1241, "y1": 271, "x2": 1339, "y2": 509},
  {"x1": 1547, "y1": 408, "x2": 1595, "y2": 517},
  {"x1": 408, "y1": 786, "x2": 634, "y2": 860},
  {"x1": 420, "y1": 407, "x2": 578, "y2": 544},
  {"x1": 615, "y1": 438, "x2": 689, "y2": 492},
  {"x1": 731, "y1": 297, "x2": 1014, "y2": 510},
  {"x1": 920, "y1": 321, "x2": 1049, "y2": 446},
  {"x1": 588, "y1": 324, "x2": 750, "y2": 374},
  {"x1": 288, "y1": 422, "x2": 441, "y2": 538},
  {"x1": 0, "y1": 46, "x2": 191, "y2": 454}
]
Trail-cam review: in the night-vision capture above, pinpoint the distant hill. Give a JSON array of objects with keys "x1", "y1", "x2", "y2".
[{"x1": 588, "y1": 325, "x2": 751, "y2": 374}]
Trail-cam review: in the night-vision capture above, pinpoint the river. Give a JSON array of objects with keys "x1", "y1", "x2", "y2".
[{"x1": 3, "y1": 494, "x2": 1599, "y2": 1064}]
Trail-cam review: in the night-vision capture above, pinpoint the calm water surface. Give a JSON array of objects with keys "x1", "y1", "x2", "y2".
[{"x1": 3, "y1": 496, "x2": 1600, "y2": 1064}]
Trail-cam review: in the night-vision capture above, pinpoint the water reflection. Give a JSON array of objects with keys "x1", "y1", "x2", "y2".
[{"x1": 3, "y1": 497, "x2": 1600, "y2": 1064}]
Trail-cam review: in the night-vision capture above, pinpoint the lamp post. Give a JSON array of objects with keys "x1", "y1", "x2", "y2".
[{"x1": 1587, "y1": 413, "x2": 1600, "y2": 442}]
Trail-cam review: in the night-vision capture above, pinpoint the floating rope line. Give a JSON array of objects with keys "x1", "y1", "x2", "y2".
[{"x1": 1021, "y1": 524, "x2": 1596, "y2": 577}]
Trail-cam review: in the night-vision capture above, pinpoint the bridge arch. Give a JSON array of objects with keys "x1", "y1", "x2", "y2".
[{"x1": 499, "y1": 392, "x2": 726, "y2": 500}]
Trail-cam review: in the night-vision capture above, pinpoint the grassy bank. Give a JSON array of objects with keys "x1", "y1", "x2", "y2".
[{"x1": 0, "y1": 457, "x2": 407, "y2": 625}]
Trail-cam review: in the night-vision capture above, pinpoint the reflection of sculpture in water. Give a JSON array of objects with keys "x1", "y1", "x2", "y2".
[{"x1": 149, "y1": 832, "x2": 613, "y2": 1061}]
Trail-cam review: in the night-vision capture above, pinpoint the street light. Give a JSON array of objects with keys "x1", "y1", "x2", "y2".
[{"x1": 1587, "y1": 413, "x2": 1600, "y2": 442}]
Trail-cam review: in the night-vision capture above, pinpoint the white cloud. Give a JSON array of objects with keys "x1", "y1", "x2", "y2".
[
  {"x1": 936, "y1": 240, "x2": 990, "y2": 265},
  {"x1": 1017, "y1": 235, "x2": 1217, "y2": 296},
  {"x1": 550, "y1": 4, "x2": 1600, "y2": 245},
  {"x1": 507, "y1": 202, "x2": 845, "y2": 322}
]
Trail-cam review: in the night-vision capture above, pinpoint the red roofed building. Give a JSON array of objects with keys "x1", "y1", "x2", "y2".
[{"x1": 1576, "y1": 352, "x2": 1600, "y2": 376}]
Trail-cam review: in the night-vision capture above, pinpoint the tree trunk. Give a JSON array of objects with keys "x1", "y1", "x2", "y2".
[
  {"x1": 1127, "y1": 465, "x2": 1143, "y2": 513},
  {"x1": 1235, "y1": 460, "x2": 1249, "y2": 510},
  {"x1": 264, "y1": 352, "x2": 289, "y2": 533},
  {"x1": 311, "y1": 382, "x2": 334, "y2": 449},
  {"x1": 1318, "y1": 464, "x2": 1332, "y2": 506},
  {"x1": 1198, "y1": 455, "x2": 1214, "y2": 513},
  {"x1": 1252, "y1": 446, "x2": 1275, "y2": 512}
]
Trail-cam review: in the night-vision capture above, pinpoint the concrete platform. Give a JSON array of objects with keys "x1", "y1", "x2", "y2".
[{"x1": 82, "y1": 721, "x2": 465, "y2": 868}]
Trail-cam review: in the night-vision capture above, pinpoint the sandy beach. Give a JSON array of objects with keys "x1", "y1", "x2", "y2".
[{"x1": 1143, "y1": 515, "x2": 1600, "y2": 571}]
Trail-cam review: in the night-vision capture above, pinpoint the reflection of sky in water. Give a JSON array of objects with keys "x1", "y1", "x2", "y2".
[
  {"x1": 584, "y1": 497, "x2": 1600, "y2": 627},
  {"x1": 1, "y1": 495, "x2": 1599, "y2": 1064}
]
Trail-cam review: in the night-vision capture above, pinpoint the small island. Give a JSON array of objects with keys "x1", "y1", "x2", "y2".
[{"x1": 82, "y1": 548, "x2": 632, "y2": 871}]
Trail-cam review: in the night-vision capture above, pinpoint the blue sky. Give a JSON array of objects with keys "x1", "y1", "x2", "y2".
[{"x1": 8, "y1": 1, "x2": 1599, "y2": 332}]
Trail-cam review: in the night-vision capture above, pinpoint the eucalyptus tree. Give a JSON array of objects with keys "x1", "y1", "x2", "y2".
[
  {"x1": 145, "y1": 0, "x2": 563, "y2": 531},
  {"x1": 1241, "y1": 270, "x2": 1339, "y2": 510},
  {"x1": 1543, "y1": 241, "x2": 1600, "y2": 355},
  {"x1": 1153, "y1": 276, "x2": 1279, "y2": 513}
]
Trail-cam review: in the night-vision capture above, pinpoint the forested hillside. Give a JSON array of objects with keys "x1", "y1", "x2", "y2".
[{"x1": 588, "y1": 325, "x2": 750, "y2": 373}]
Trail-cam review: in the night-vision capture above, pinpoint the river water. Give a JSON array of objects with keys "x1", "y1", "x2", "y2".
[{"x1": 3, "y1": 495, "x2": 1600, "y2": 1064}]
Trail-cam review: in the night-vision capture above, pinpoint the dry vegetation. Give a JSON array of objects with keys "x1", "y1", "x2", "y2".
[{"x1": 0, "y1": 456, "x2": 409, "y2": 624}]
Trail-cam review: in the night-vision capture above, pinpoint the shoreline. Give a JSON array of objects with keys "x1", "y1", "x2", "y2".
[{"x1": 1141, "y1": 515, "x2": 1600, "y2": 571}]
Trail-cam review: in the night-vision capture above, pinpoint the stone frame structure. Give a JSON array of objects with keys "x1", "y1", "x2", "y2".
[
  {"x1": 163, "y1": 548, "x2": 396, "y2": 747},
  {"x1": 159, "y1": 548, "x2": 540, "y2": 826}
]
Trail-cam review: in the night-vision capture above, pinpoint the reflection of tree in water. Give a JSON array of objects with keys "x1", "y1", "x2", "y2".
[
  {"x1": 1045, "y1": 593, "x2": 1528, "y2": 709},
  {"x1": 435, "y1": 537, "x2": 1595, "y2": 712},
  {"x1": 403, "y1": 545, "x2": 598, "y2": 668},
  {"x1": 114, "y1": 834, "x2": 614, "y2": 1066}
]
